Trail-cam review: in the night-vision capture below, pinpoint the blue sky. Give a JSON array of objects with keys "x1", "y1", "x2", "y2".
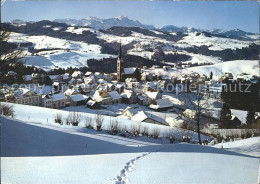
[{"x1": 2, "y1": 1, "x2": 259, "y2": 33}]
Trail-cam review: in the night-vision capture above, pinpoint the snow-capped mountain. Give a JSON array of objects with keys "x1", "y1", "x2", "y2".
[{"x1": 54, "y1": 16, "x2": 155, "y2": 30}]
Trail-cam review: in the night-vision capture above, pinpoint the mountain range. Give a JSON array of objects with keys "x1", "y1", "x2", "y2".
[{"x1": 10, "y1": 16, "x2": 258, "y2": 40}]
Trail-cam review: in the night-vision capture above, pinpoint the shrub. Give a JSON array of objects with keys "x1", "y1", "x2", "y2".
[
  {"x1": 151, "y1": 127, "x2": 160, "y2": 139},
  {"x1": 108, "y1": 118, "x2": 119, "y2": 135},
  {"x1": 130, "y1": 124, "x2": 138, "y2": 137},
  {"x1": 141, "y1": 126, "x2": 149, "y2": 136},
  {"x1": 0, "y1": 103, "x2": 14, "y2": 117},
  {"x1": 85, "y1": 116, "x2": 94, "y2": 129},
  {"x1": 54, "y1": 113, "x2": 63, "y2": 124},
  {"x1": 95, "y1": 113, "x2": 104, "y2": 131},
  {"x1": 70, "y1": 111, "x2": 81, "y2": 126}
]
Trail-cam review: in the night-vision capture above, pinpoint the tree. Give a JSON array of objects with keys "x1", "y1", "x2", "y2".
[
  {"x1": 0, "y1": 24, "x2": 25, "y2": 85},
  {"x1": 246, "y1": 110, "x2": 255, "y2": 127},
  {"x1": 179, "y1": 82, "x2": 211, "y2": 145},
  {"x1": 220, "y1": 103, "x2": 231, "y2": 128},
  {"x1": 210, "y1": 71, "x2": 213, "y2": 80}
]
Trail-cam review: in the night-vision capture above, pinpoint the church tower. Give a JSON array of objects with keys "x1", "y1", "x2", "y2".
[{"x1": 117, "y1": 42, "x2": 123, "y2": 82}]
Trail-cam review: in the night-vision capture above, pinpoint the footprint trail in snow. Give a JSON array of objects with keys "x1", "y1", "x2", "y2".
[{"x1": 112, "y1": 152, "x2": 151, "y2": 184}]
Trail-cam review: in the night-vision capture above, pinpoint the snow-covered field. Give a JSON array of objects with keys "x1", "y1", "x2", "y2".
[
  {"x1": 182, "y1": 60, "x2": 259, "y2": 78},
  {"x1": 9, "y1": 32, "x2": 115, "y2": 70},
  {"x1": 178, "y1": 32, "x2": 254, "y2": 51},
  {"x1": 2, "y1": 116, "x2": 259, "y2": 184}
]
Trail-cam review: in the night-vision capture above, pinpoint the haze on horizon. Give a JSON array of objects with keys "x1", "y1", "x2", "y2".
[{"x1": 2, "y1": 0, "x2": 259, "y2": 33}]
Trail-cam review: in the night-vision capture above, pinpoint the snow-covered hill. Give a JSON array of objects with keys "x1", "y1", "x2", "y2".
[
  {"x1": 182, "y1": 60, "x2": 259, "y2": 78},
  {"x1": 178, "y1": 32, "x2": 254, "y2": 51},
  {"x1": 9, "y1": 32, "x2": 115, "y2": 70},
  {"x1": 2, "y1": 116, "x2": 259, "y2": 184}
]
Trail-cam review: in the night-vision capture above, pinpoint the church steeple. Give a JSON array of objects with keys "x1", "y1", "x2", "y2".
[
  {"x1": 117, "y1": 41, "x2": 123, "y2": 82},
  {"x1": 119, "y1": 41, "x2": 122, "y2": 59}
]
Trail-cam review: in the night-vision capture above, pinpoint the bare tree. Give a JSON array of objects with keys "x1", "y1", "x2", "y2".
[
  {"x1": 85, "y1": 116, "x2": 93, "y2": 129},
  {"x1": 95, "y1": 113, "x2": 104, "y2": 131},
  {"x1": 179, "y1": 82, "x2": 211, "y2": 145}
]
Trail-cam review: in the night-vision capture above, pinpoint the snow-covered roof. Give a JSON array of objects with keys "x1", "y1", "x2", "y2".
[
  {"x1": 87, "y1": 100, "x2": 96, "y2": 106},
  {"x1": 23, "y1": 75, "x2": 32, "y2": 81},
  {"x1": 52, "y1": 93, "x2": 67, "y2": 101},
  {"x1": 49, "y1": 75, "x2": 59, "y2": 80},
  {"x1": 72, "y1": 71, "x2": 83, "y2": 78},
  {"x1": 108, "y1": 91, "x2": 121, "y2": 100},
  {"x1": 14, "y1": 88, "x2": 30, "y2": 98},
  {"x1": 149, "y1": 98, "x2": 173, "y2": 109},
  {"x1": 97, "y1": 79, "x2": 107, "y2": 84},
  {"x1": 69, "y1": 94, "x2": 86, "y2": 102},
  {"x1": 145, "y1": 91, "x2": 159, "y2": 99},
  {"x1": 121, "y1": 90, "x2": 134, "y2": 98},
  {"x1": 124, "y1": 67, "x2": 137, "y2": 75},
  {"x1": 131, "y1": 111, "x2": 168, "y2": 126},
  {"x1": 85, "y1": 71, "x2": 92, "y2": 76}
]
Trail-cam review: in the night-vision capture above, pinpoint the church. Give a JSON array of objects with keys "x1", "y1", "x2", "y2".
[{"x1": 117, "y1": 43, "x2": 141, "y2": 82}]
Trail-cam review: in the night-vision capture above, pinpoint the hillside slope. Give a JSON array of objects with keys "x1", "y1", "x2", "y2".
[{"x1": 2, "y1": 116, "x2": 259, "y2": 184}]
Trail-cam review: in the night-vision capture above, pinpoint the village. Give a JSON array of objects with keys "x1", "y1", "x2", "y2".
[{"x1": 1, "y1": 44, "x2": 259, "y2": 132}]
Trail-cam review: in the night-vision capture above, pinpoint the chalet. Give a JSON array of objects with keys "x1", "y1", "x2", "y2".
[
  {"x1": 145, "y1": 91, "x2": 162, "y2": 101},
  {"x1": 121, "y1": 90, "x2": 138, "y2": 104},
  {"x1": 137, "y1": 94, "x2": 152, "y2": 106},
  {"x1": 49, "y1": 75, "x2": 62, "y2": 83},
  {"x1": 31, "y1": 73, "x2": 42, "y2": 84},
  {"x1": 86, "y1": 100, "x2": 100, "y2": 109},
  {"x1": 64, "y1": 86, "x2": 79, "y2": 96},
  {"x1": 84, "y1": 71, "x2": 93, "y2": 77},
  {"x1": 149, "y1": 98, "x2": 173, "y2": 111},
  {"x1": 67, "y1": 94, "x2": 88, "y2": 106},
  {"x1": 52, "y1": 93, "x2": 66, "y2": 108},
  {"x1": 108, "y1": 91, "x2": 122, "y2": 104},
  {"x1": 92, "y1": 90, "x2": 112, "y2": 105},
  {"x1": 5, "y1": 88, "x2": 41, "y2": 106},
  {"x1": 125, "y1": 78, "x2": 140, "y2": 89},
  {"x1": 42, "y1": 94, "x2": 53, "y2": 108},
  {"x1": 71, "y1": 71, "x2": 83, "y2": 79},
  {"x1": 122, "y1": 106, "x2": 139, "y2": 118},
  {"x1": 116, "y1": 84, "x2": 125, "y2": 93},
  {"x1": 123, "y1": 68, "x2": 141, "y2": 81},
  {"x1": 62, "y1": 73, "x2": 71, "y2": 83},
  {"x1": 131, "y1": 111, "x2": 169, "y2": 126}
]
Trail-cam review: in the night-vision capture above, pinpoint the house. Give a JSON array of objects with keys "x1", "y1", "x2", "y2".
[
  {"x1": 5, "y1": 88, "x2": 41, "y2": 106},
  {"x1": 121, "y1": 90, "x2": 138, "y2": 104},
  {"x1": 85, "y1": 71, "x2": 93, "y2": 77},
  {"x1": 31, "y1": 73, "x2": 42, "y2": 84},
  {"x1": 224, "y1": 72, "x2": 233, "y2": 80},
  {"x1": 92, "y1": 90, "x2": 113, "y2": 105},
  {"x1": 122, "y1": 106, "x2": 139, "y2": 118},
  {"x1": 145, "y1": 91, "x2": 162, "y2": 101},
  {"x1": 123, "y1": 67, "x2": 141, "y2": 81},
  {"x1": 71, "y1": 71, "x2": 83, "y2": 79},
  {"x1": 131, "y1": 111, "x2": 169, "y2": 126},
  {"x1": 42, "y1": 94, "x2": 53, "y2": 108},
  {"x1": 149, "y1": 98, "x2": 173, "y2": 111},
  {"x1": 67, "y1": 94, "x2": 88, "y2": 106},
  {"x1": 125, "y1": 78, "x2": 140, "y2": 89},
  {"x1": 62, "y1": 73, "x2": 71, "y2": 83},
  {"x1": 64, "y1": 86, "x2": 79, "y2": 96},
  {"x1": 230, "y1": 115, "x2": 242, "y2": 128},
  {"x1": 52, "y1": 93, "x2": 67, "y2": 108},
  {"x1": 49, "y1": 75, "x2": 62, "y2": 83},
  {"x1": 108, "y1": 91, "x2": 122, "y2": 104},
  {"x1": 137, "y1": 94, "x2": 152, "y2": 106},
  {"x1": 86, "y1": 100, "x2": 100, "y2": 109}
]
